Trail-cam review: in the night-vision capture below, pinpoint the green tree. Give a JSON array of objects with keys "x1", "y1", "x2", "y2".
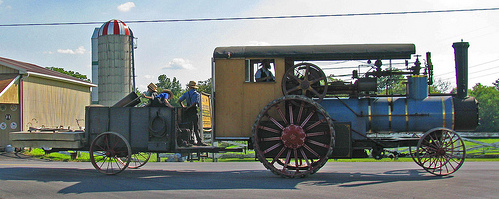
[
  {"x1": 197, "y1": 78, "x2": 212, "y2": 94},
  {"x1": 377, "y1": 69, "x2": 405, "y2": 95},
  {"x1": 429, "y1": 79, "x2": 453, "y2": 94},
  {"x1": 469, "y1": 83, "x2": 499, "y2": 132},
  {"x1": 46, "y1": 67, "x2": 90, "y2": 82}
]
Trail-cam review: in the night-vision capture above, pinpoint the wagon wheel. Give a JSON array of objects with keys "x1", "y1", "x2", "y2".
[
  {"x1": 119, "y1": 152, "x2": 152, "y2": 169},
  {"x1": 416, "y1": 128, "x2": 466, "y2": 176},
  {"x1": 253, "y1": 95, "x2": 334, "y2": 178},
  {"x1": 282, "y1": 63, "x2": 328, "y2": 103},
  {"x1": 90, "y1": 132, "x2": 131, "y2": 175}
]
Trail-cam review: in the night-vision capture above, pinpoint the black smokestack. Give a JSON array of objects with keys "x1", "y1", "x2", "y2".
[{"x1": 452, "y1": 41, "x2": 470, "y2": 98}]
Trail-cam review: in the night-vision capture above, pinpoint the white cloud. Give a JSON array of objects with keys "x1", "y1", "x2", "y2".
[
  {"x1": 162, "y1": 58, "x2": 195, "y2": 70},
  {"x1": 57, "y1": 46, "x2": 86, "y2": 54},
  {"x1": 117, "y1": 2, "x2": 135, "y2": 12}
]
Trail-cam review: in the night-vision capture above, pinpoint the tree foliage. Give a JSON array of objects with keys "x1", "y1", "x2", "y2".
[
  {"x1": 155, "y1": 75, "x2": 183, "y2": 106},
  {"x1": 197, "y1": 78, "x2": 212, "y2": 94},
  {"x1": 46, "y1": 67, "x2": 90, "y2": 82},
  {"x1": 469, "y1": 83, "x2": 499, "y2": 132}
]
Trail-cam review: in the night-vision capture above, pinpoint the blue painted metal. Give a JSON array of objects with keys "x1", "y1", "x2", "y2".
[
  {"x1": 320, "y1": 95, "x2": 454, "y2": 140},
  {"x1": 319, "y1": 74, "x2": 458, "y2": 140}
]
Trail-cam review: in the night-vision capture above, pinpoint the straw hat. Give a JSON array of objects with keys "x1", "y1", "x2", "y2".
[
  {"x1": 187, "y1": 81, "x2": 198, "y2": 89},
  {"x1": 147, "y1": 83, "x2": 158, "y2": 92},
  {"x1": 161, "y1": 89, "x2": 174, "y2": 99}
]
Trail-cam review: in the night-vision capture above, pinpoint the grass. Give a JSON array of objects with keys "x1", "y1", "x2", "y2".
[{"x1": 20, "y1": 138, "x2": 498, "y2": 162}]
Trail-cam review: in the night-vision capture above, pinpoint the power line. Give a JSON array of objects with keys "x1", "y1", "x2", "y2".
[
  {"x1": 434, "y1": 58, "x2": 499, "y2": 77},
  {"x1": 1, "y1": 7, "x2": 499, "y2": 27}
]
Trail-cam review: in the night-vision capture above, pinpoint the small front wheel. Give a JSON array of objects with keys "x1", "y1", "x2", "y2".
[
  {"x1": 416, "y1": 128, "x2": 466, "y2": 176},
  {"x1": 90, "y1": 132, "x2": 131, "y2": 175}
]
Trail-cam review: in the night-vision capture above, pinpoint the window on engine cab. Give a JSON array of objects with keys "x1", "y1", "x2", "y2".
[{"x1": 245, "y1": 59, "x2": 275, "y2": 83}]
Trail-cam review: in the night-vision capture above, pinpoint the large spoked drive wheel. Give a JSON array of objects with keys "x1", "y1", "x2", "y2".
[
  {"x1": 253, "y1": 95, "x2": 334, "y2": 178},
  {"x1": 119, "y1": 152, "x2": 152, "y2": 169},
  {"x1": 282, "y1": 63, "x2": 328, "y2": 103},
  {"x1": 416, "y1": 128, "x2": 466, "y2": 176},
  {"x1": 90, "y1": 132, "x2": 132, "y2": 175}
]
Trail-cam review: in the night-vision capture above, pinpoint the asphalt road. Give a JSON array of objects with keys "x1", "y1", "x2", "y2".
[{"x1": 0, "y1": 152, "x2": 498, "y2": 199}]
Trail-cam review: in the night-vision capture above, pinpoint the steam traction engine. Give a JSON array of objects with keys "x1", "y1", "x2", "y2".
[{"x1": 213, "y1": 42, "x2": 479, "y2": 178}]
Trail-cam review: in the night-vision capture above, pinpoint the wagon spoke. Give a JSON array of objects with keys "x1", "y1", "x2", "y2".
[
  {"x1": 268, "y1": 116, "x2": 285, "y2": 130},
  {"x1": 305, "y1": 118, "x2": 327, "y2": 131},
  {"x1": 307, "y1": 139, "x2": 329, "y2": 148},
  {"x1": 270, "y1": 147, "x2": 287, "y2": 165},
  {"x1": 296, "y1": 102, "x2": 305, "y2": 124},
  {"x1": 288, "y1": 103, "x2": 294, "y2": 125},
  {"x1": 263, "y1": 142, "x2": 283, "y2": 154},
  {"x1": 282, "y1": 150, "x2": 292, "y2": 172},
  {"x1": 303, "y1": 144, "x2": 320, "y2": 157},
  {"x1": 306, "y1": 131, "x2": 326, "y2": 137},
  {"x1": 275, "y1": 106, "x2": 289, "y2": 126},
  {"x1": 293, "y1": 149, "x2": 300, "y2": 172},
  {"x1": 258, "y1": 125, "x2": 281, "y2": 134},
  {"x1": 285, "y1": 85, "x2": 301, "y2": 95},
  {"x1": 300, "y1": 110, "x2": 316, "y2": 128},
  {"x1": 299, "y1": 148, "x2": 311, "y2": 169},
  {"x1": 261, "y1": 137, "x2": 282, "y2": 141}
]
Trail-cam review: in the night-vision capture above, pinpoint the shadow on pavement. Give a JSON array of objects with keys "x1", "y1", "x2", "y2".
[{"x1": 0, "y1": 164, "x2": 447, "y2": 194}]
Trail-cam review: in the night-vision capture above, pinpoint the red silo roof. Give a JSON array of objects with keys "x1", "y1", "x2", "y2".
[{"x1": 98, "y1": 19, "x2": 132, "y2": 36}]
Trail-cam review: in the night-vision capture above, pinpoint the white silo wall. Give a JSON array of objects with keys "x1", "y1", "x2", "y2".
[{"x1": 97, "y1": 34, "x2": 133, "y2": 106}]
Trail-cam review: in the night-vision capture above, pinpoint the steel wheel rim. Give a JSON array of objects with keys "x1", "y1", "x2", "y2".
[
  {"x1": 416, "y1": 128, "x2": 466, "y2": 176},
  {"x1": 282, "y1": 63, "x2": 328, "y2": 103},
  {"x1": 90, "y1": 132, "x2": 131, "y2": 175},
  {"x1": 253, "y1": 95, "x2": 334, "y2": 178}
]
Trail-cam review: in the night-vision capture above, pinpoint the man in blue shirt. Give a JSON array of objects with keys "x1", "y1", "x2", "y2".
[
  {"x1": 156, "y1": 89, "x2": 174, "y2": 108},
  {"x1": 178, "y1": 81, "x2": 207, "y2": 146}
]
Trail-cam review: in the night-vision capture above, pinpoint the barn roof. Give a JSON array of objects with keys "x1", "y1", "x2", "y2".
[
  {"x1": 0, "y1": 56, "x2": 96, "y2": 87},
  {"x1": 213, "y1": 43, "x2": 416, "y2": 61}
]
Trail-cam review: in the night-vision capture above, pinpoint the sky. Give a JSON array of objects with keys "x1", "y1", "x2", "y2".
[{"x1": 0, "y1": 0, "x2": 498, "y2": 92}]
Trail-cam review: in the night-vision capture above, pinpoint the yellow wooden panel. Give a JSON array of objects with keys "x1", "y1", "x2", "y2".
[
  {"x1": 22, "y1": 76, "x2": 91, "y2": 131},
  {"x1": 0, "y1": 81, "x2": 19, "y2": 104},
  {"x1": 214, "y1": 58, "x2": 286, "y2": 138},
  {"x1": 214, "y1": 59, "x2": 245, "y2": 138}
]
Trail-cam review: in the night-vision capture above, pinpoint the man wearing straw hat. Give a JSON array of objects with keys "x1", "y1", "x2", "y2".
[
  {"x1": 142, "y1": 83, "x2": 159, "y2": 106},
  {"x1": 156, "y1": 89, "x2": 174, "y2": 108},
  {"x1": 178, "y1": 81, "x2": 207, "y2": 146}
]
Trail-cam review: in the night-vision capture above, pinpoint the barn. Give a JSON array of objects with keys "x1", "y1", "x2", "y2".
[{"x1": 0, "y1": 56, "x2": 96, "y2": 149}]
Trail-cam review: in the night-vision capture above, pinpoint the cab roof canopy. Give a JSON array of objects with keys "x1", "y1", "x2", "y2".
[{"x1": 213, "y1": 43, "x2": 416, "y2": 61}]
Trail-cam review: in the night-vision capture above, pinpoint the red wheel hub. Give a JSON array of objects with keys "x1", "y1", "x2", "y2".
[
  {"x1": 436, "y1": 148, "x2": 446, "y2": 156},
  {"x1": 281, "y1": 125, "x2": 306, "y2": 149},
  {"x1": 106, "y1": 150, "x2": 115, "y2": 157}
]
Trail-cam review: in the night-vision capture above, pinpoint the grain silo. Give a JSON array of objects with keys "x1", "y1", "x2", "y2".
[{"x1": 93, "y1": 19, "x2": 135, "y2": 106}]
